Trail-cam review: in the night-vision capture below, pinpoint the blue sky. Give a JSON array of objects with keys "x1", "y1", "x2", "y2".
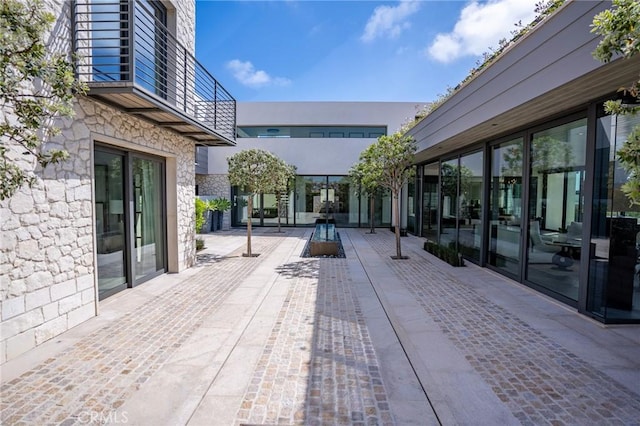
[{"x1": 195, "y1": 0, "x2": 540, "y2": 103}]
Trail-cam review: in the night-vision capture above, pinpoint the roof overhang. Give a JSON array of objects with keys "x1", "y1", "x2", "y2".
[{"x1": 86, "y1": 83, "x2": 236, "y2": 147}]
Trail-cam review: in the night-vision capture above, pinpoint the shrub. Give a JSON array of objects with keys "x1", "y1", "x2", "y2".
[
  {"x1": 423, "y1": 241, "x2": 464, "y2": 267},
  {"x1": 195, "y1": 198, "x2": 208, "y2": 233}
]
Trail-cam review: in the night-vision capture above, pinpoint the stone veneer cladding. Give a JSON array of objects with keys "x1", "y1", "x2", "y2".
[
  {"x1": 195, "y1": 174, "x2": 232, "y2": 230},
  {"x1": 0, "y1": 0, "x2": 198, "y2": 364}
]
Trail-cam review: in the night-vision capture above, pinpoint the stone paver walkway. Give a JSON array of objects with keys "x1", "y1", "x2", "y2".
[
  {"x1": 360, "y1": 231, "x2": 640, "y2": 425},
  {"x1": 1, "y1": 228, "x2": 639, "y2": 426}
]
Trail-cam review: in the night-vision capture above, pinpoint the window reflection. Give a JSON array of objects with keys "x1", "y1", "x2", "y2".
[
  {"x1": 588, "y1": 110, "x2": 640, "y2": 321},
  {"x1": 488, "y1": 138, "x2": 523, "y2": 277},
  {"x1": 526, "y1": 118, "x2": 587, "y2": 302}
]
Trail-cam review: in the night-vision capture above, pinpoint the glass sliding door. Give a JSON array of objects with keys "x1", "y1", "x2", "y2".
[
  {"x1": 94, "y1": 147, "x2": 167, "y2": 298},
  {"x1": 458, "y1": 151, "x2": 484, "y2": 262},
  {"x1": 405, "y1": 172, "x2": 417, "y2": 234},
  {"x1": 95, "y1": 149, "x2": 127, "y2": 299},
  {"x1": 422, "y1": 162, "x2": 439, "y2": 240},
  {"x1": 488, "y1": 138, "x2": 524, "y2": 278},
  {"x1": 525, "y1": 119, "x2": 586, "y2": 302},
  {"x1": 440, "y1": 159, "x2": 459, "y2": 248},
  {"x1": 328, "y1": 176, "x2": 351, "y2": 226},
  {"x1": 295, "y1": 176, "x2": 325, "y2": 226},
  {"x1": 132, "y1": 157, "x2": 165, "y2": 283},
  {"x1": 588, "y1": 109, "x2": 640, "y2": 322}
]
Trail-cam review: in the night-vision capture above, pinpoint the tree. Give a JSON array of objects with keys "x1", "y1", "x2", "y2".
[
  {"x1": 349, "y1": 159, "x2": 384, "y2": 234},
  {"x1": 1, "y1": 0, "x2": 86, "y2": 200},
  {"x1": 356, "y1": 132, "x2": 416, "y2": 259},
  {"x1": 227, "y1": 149, "x2": 280, "y2": 256},
  {"x1": 266, "y1": 159, "x2": 296, "y2": 233},
  {"x1": 592, "y1": 0, "x2": 640, "y2": 204}
]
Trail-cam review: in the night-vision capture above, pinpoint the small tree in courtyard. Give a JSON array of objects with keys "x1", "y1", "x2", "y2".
[
  {"x1": 357, "y1": 132, "x2": 416, "y2": 259},
  {"x1": 592, "y1": 0, "x2": 640, "y2": 204},
  {"x1": 1, "y1": 0, "x2": 86, "y2": 200},
  {"x1": 266, "y1": 159, "x2": 296, "y2": 233},
  {"x1": 349, "y1": 158, "x2": 384, "y2": 234},
  {"x1": 227, "y1": 149, "x2": 280, "y2": 257}
]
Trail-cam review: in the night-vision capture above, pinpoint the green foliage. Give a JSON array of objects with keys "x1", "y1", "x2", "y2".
[
  {"x1": 195, "y1": 238, "x2": 205, "y2": 251},
  {"x1": 227, "y1": 149, "x2": 293, "y2": 254},
  {"x1": 592, "y1": 0, "x2": 640, "y2": 205},
  {"x1": 423, "y1": 241, "x2": 465, "y2": 267},
  {"x1": 209, "y1": 197, "x2": 232, "y2": 212},
  {"x1": 361, "y1": 132, "x2": 417, "y2": 196},
  {"x1": 195, "y1": 198, "x2": 208, "y2": 233},
  {"x1": 354, "y1": 132, "x2": 416, "y2": 258},
  {"x1": 227, "y1": 149, "x2": 280, "y2": 196},
  {"x1": 409, "y1": 0, "x2": 564, "y2": 125},
  {"x1": 591, "y1": 0, "x2": 640, "y2": 63},
  {"x1": 1, "y1": 0, "x2": 87, "y2": 200},
  {"x1": 265, "y1": 159, "x2": 296, "y2": 232}
]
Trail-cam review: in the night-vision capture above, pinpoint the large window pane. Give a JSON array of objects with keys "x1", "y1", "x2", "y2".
[
  {"x1": 133, "y1": 157, "x2": 165, "y2": 281},
  {"x1": 458, "y1": 151, "x2": 484, "y2": 262},
  {"x1": 440, "y1": 159, "x2": 459, "y2": 248},
  {"x1": 295, "y1": 176, "x2": 325, "y2": 226},
  {"x1": 526, "y1": 118, "x2": 587, "y2": 302},
  {"x1": 95, "y1": 150, "x2": 127, "y2": 299},
  {"x1": 488, "y1": 138, "x2": 523, "y2": 277},
  {"x1": 328, "y1": 176, "x2": 352, "y2": 227},
  {"x1": 588, "y1": 110, "x2": 640, "y2": 321},
  {"x1": 422, "y1": 162, "x2": 439, "y2": 239}
]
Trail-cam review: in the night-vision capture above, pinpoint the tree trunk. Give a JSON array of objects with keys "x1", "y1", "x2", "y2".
[
  {"x1": 393, "y1": 191, "x2": 402, "y2": 258},
  {"x1": 246, "y1": 195, "x2": 253, "y2": 256},
  {"x1": 276, "y1": 193, "x2": 282, "y2": 233},
  {"x1": 369, "y1": 194, "x2": 376, "y2": 233}
]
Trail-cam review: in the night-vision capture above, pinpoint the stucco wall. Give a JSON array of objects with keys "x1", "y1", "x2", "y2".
[{"x1": 206, "y1": 102, "x2": 426, "y2": 176}]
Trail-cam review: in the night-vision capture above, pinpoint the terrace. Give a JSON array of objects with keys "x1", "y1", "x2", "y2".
[{"x1": 72, "y1": 0, "x2": 236, "y2": 146}]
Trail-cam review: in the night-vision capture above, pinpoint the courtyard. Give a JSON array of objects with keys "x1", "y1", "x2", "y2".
[{"x1": 1, "y1": 228, "x2": 639, "y2": 425}]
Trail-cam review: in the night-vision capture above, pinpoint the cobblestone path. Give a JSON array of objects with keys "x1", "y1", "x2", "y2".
[
  {"x1": 0, "y1": 236, "x2": 284, "y2": 425},
  {"x1": 235, "y1": 255, "x2": 394, "y2": 426},
  {"x1": 362, "y1": 231, "x2": 640, "y2": 426}
]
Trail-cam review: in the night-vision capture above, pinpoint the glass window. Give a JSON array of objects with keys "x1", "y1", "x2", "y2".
[
  {"x1": 488, "y1": 138, "x2": 524, "y2": 278},
  {"x1": 526, "y1": 118, "x2": 587, "y2": 302},
  {"x1": 95, "y1": 150, "x2": 127, "y2": 299},
  {"x1": 237, "y1": 126, "x2": 387, "y2": 138},
  {"x1": 90, "y1": 0, "x2": 129, "y2": 82},
  {"x1": 440, "y1": 158, "x2": 459, "y2": 248},
  {"x1": 588, "y1": 110, "x2": 640, "y2": 321},
  {"x1": 422, "y1": 162, "x2": 439, "y2": 240},
  {"x1": 135, "y1": 0, "x2": 168, "y2": 98},
  {"x1": 458, "y1": 151, "x2": 484, "y2": 262},
  {"x1": 133, "y1": 156, "x2": 165, "y2": 282}
]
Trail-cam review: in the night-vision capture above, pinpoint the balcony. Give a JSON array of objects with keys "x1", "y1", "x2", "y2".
[{"x1": 72, "y1": 0, "x2": 236, "y2": 146}]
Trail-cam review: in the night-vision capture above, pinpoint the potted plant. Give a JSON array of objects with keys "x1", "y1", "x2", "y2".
[{"x1": 209, "y1": 197, "x2": 232, "y2": 231}]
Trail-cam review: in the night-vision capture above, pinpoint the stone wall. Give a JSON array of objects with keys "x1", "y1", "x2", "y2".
[
  {"x1": 0, "y1": 0, "x2": 197, "y2": 365},
  {"x1": 195, "y1": 174, "x2": 232, "y2": 230}
]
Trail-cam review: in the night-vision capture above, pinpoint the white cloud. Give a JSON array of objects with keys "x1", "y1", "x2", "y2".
[
  {"x1": 426, "y1": 0, "x2": 538, "y2": 63},
  {"x1": 226, "y1": 59, "x2": 291, "y2": 88},
  {"x1": 361, "y1": 0, "x2": 421, "y2": 43}
]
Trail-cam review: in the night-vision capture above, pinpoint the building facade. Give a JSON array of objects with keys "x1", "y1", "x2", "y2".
[
  {"x1": 0, "y1": 0, "x2": 236, "y2": 363},
  {"x1": 405, "y1": 0, "x2": 640, "y2": 324},
  {"x1": 196, "y1": 102, "x2": 425, "y2": 229}
]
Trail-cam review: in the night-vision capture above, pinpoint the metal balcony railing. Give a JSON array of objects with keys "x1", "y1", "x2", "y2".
[{"x1": 72, "y1": 0, "x2": 236, "y2": 145}]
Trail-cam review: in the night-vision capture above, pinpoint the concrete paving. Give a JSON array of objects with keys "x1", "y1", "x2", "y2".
[{"x1": 1, "y1": 228, "x2": 639, "y2": 425}]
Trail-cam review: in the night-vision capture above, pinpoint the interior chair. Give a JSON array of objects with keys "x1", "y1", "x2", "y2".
[{"x1": 529, "y1": 221, "x2": 558, "y2": 253}]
